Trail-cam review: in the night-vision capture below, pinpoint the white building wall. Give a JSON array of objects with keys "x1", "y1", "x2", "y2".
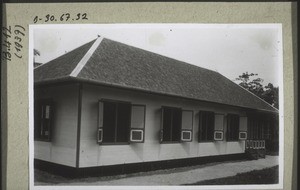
[
  {"x1": 34, "y1": 84, "x2": 79, "y2": 167},
  {"x1": 79, "y1": 84, "x2": 247, "y2": 168}
]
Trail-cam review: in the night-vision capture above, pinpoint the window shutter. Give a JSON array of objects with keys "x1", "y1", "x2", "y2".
[
  {"x1": 214, "y1": 114, "x2": 224, "y2": 131},
  {"x1": 97, "y1": 101, "x2": 104, "y2": 144},
  {"x1": 130, "y1": 105, "x2": 145, "y2": 143},
  {"x1": 98, "y1": 101, "x2": 104, "y2": 128},
  {"x1": 239, "y1": 116, "x2": 247, "y2": 131},
  {"x1": 181, "y1": 110, "x2": 193, "y2": 142},
  {"x1": 214, "y1": 114, "x2": 224, "y2": 141}
]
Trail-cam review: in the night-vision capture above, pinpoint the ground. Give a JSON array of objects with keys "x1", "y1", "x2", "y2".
[
  {"x1": 35, "y1": 155, "x2": 278, "y2": 186},
  {"x1": 188, "y1": 165, "x2": 278, "y2": 185}
]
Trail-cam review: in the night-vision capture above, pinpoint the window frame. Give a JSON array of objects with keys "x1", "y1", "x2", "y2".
[
  {"x1": 97, "y1": 128, "x2": 103, "y2": 143},
  {"x1": 214, "y1": 130, "x2": 224, "y2": 141},
  {"x1": 130, "y1": 128, "x2": 144, "y2": 143},
  {"x1": 34, "y1": 99, "x2": 54, "y2": 142},
  {"x1": 198, "y1": 110, "x2": 215, "y2": 143},
  {"x1": 181, "y1": 129, "x2": 193, "y2": 142},
  {"x1": 98, "y1": 99, "x2": 132, "y2": 145},
  {"x1": 239, "y1": 131, "x2": 247, "y2": 140}
]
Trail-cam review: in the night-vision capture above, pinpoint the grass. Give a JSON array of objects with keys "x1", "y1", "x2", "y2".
[{"x1": 185, "y1": 165, "x2": 278, "y2": 185}]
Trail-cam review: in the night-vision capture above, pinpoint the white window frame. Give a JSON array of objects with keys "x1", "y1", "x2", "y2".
[
  {"x1": 97, "y1": 128, "x2": 103, "y2": 144},
  {"x1": 130, "y1": 129, "x2": 144, "y2": 143},
  {"x1": 181, "y1": 130, "x2": 192, "y2": 142},
  {"x1": 239, "y1": 131, "x2": 247, "y2": 140},
  {"x1": 214, "y1": 130, "x2": 224, "y2": 141}
]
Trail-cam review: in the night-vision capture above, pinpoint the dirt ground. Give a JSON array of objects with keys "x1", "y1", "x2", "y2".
[{"x1": 35, "y1": 155, "x2": 278, "y2": 186}]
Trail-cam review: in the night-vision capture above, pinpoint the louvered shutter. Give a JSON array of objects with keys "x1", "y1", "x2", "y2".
[{"x1": 130, "y1": 105, "x2": 146, "y2": 143}]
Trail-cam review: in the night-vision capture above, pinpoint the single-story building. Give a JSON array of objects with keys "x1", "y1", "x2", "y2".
[{"x1": 34, "y1": 36, "x2": 279, "y2": 177}]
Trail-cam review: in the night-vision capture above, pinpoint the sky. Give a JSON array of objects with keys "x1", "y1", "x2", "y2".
[{"x1": 33, "y1": 24, "x2": 282, "y2": 86}]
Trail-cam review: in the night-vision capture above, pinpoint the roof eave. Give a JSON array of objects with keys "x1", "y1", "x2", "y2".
[
  {"x1": 35, "y1": 76, "x2": 277, "y2": 114},
  {"x1": 34, "y1": 76, "x2": 74, "y2": 86}
]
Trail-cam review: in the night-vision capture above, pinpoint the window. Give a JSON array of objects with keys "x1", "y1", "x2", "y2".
[
  {"x1": 99, "y1": 100, "x2": 131, "y2": 143},
  {"x1": 160, "y1": 107, "x2": 182, "y2": 142},
  {"x1": 160, "y1": 107, "x2": 193, "y2": 143},
  {"x1": 198, "y1": 111, "x2": 214, "y2": 142},
  {"x1": 98, "y1": 100, "x2": 146, "y2": 144},
  {"x1": 226, "y1": 114, "x2": 239, "y2": 141},
  {"x1": 34, "y1": 99, "x2": 53, "y2": 141}
]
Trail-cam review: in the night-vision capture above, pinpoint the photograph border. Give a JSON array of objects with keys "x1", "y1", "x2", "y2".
[
  {"x1": 1, "y1": 2, "x2": 297, "y2": 190},
  {"x1": 29, "y1": 23, "x2": 283, "y2": 189}
]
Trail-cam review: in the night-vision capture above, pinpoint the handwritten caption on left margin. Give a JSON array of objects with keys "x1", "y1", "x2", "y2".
[{"x1": 2, "y1": 25, "x2": 26, "y2": 62}]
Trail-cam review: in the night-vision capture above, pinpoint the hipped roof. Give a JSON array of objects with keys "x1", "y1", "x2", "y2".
[{"x1": 34, "y1": 37, "x2": 278, "y2": 113}]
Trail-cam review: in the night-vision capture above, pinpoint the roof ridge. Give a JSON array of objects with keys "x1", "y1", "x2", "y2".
[
  {"x1": 69, "y1": 36, "x2": 104, "y2": 77},
  {"x1": 34, "y1": 40, "x2": 96, "y2": 70}
]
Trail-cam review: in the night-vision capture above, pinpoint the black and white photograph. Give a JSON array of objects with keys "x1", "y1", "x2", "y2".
[{"x1": 29, "y1": 24, "x2": 283, "y2": 189}]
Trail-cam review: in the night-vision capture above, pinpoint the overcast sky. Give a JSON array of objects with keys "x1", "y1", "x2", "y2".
[{"x1": 33, "y1": 24, "x2": 282, "y2": 86}]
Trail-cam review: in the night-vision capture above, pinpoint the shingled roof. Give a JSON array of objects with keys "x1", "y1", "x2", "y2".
[{"x1": 34, "y1": 37, "x2": 277, "y2": 113}]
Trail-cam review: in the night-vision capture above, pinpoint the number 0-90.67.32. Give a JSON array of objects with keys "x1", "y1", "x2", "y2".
[{"x1": 33, "y1": 13, "x2": 88, "y2": 23}]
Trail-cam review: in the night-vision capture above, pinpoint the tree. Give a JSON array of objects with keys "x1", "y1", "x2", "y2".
[
  {"x1": 262, "y1": 83, "x2": 279, "y2": 109},
  {"x1": 34, "y1": 49, "x2": 40, "y2": 56},
  {"x1": 235, "y1": 72, "x2": 279, "y2": 109},
  {"x1": 33, "y1": 49, "x2": 42, "y2": 68}
]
